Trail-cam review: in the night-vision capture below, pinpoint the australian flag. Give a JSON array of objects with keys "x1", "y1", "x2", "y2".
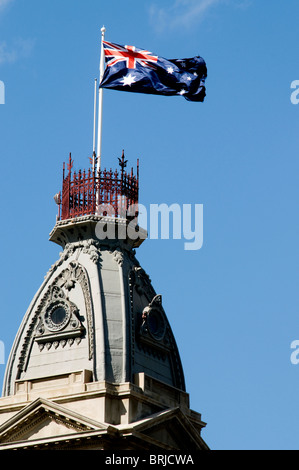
[{"x1": 100, "y1": 41, "x2": 207, "y2": 102}]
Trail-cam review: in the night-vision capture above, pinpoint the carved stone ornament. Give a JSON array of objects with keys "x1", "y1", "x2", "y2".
[
  {"x1": 140, "y1": 295, "x2": 167, "y2": 342},
  {"x1": 132, "y1": 266, "x2": 156, "y2": 302},
  {"x1": 46, "y1": 239, "x2": 102, "y2": 279},
  {"x1": 112, "y1": 248, "x2": 124, "y2": 266},
  {"x1": 34, "y1": 283, "x2": 85, "y2": 352},
  {"x1": 7, "y1": 262, "x2": 95, "y2": 396}
]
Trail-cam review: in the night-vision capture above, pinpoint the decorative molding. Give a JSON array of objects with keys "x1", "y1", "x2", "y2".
[
  {"x1": 137, "y1": 294, "x2": 171, "y2": 360},
  {"x1": 137, "y1": 342, "x2": 167, "y2": 362},
  {"x1": 140, "y1": 295, "x2": 167, "y2": 342},
  {"x1": 34, "y1": 283, "x2": 85, "y2": 352},
  {"x1": 73, "y1": 262, "x2": 95, "y2": 361},
  {"x1": 131, "y1": 266, "x2": 156, "y2": 302},
  {"x1": 17, "y1": 261, "x2": 94, "y2": 377},
  {"x1": 82, "y1": 240, "x2": 101, "y2": 264},
  {"x1": 112, "y1": 248, "x2": 124, "y2": 267},
  {"x1": 46, "y1": 239, "x2": 102, "y2": 279},
  {"x1": 1, "y1": 409, "x2": 91, "y2": 444},
  {"x1": 129, "y1": 267, "x2": 186, "y2": 392}
]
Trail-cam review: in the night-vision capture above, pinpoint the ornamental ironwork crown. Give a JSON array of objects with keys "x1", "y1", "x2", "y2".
[{"x1": 55, "y1": 151, "x2": 139, "y2": 221}]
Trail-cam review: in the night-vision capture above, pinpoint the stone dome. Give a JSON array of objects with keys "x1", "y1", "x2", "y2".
[{"x1": 3, "y1": 214, "x2": 185, "y2": 396}]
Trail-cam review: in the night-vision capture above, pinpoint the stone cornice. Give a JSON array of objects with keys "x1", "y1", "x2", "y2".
[{"x1": 49, "y1": 215, "x2": 147, "y2": 250}]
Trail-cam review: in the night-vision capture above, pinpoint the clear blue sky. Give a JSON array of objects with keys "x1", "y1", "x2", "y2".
[{"x1": 0, "y1": 0, "x2": 298, "y2": 450}]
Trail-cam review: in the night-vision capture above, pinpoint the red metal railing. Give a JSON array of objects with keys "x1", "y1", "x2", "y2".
[{"x1": 58, "y1": 152, "x2": 139, "y2": 221}]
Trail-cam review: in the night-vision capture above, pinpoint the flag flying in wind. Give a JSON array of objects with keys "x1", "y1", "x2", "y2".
[{"x1": 100, "y1": 41, "x2": 207, "y2": 102}]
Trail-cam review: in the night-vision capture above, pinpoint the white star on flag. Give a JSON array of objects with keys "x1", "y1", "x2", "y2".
[
  {"x1": 121, "y1": 73, "x2": 137, "y2": 87},
  {"x1": 167, "y1": 66, "x2": 174, "y2": 74}
]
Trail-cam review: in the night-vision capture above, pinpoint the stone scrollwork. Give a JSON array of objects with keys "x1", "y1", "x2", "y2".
[
  {"x1": 35, "y1": 284, "x2": 84, "y2": 352},
  {"x1": 82, "y1": 240, "x2": 101, "y2": 264},
  {"x1": 17, "y1": 261, "x2": 94, "y2": 377},
  {"x1": 45, "y1": 239, "x2": 102, "y2": 279},
  {"x1": 112, "y1": 248, "x2": 124, "y2": 266},
  {"x1": 131, "y1": 266, "x2": 156, "y2": 302}
]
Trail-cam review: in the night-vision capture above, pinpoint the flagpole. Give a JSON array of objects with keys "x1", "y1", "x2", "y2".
[
  {"x1": 96, "y1": 25, "x2": 106, "y2": 174},
  {"x1": 92, "y1": 78, "x2": 97, "y2": 172}
]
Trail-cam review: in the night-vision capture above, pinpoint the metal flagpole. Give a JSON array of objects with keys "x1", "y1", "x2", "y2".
[
  {"x1": 92, "y1": 78, "x2": 97, "y2": 172},
  {"x1": 96, "y1": 25, "x2": 106, "y2": 174}
]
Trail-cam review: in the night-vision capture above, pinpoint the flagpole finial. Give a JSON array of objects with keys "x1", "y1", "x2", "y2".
[{"x1": 101, "y1": 25, "x2": 106, "y2": 35}]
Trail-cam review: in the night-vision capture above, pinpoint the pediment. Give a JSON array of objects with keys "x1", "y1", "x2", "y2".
[
  {"x1": 120, "y1": 408, "x2": 209, "y2": 451},
  {"x1": 0, "y1": 397, "x2": 106, "y2": 445}
]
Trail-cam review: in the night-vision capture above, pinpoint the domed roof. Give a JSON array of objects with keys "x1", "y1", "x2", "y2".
[
  {"x1": 3, "y1": 155, "x2": 185, "y2": 397},
  {"x1": 3, "y1": 214, "x2": 185, "y2": 396}
]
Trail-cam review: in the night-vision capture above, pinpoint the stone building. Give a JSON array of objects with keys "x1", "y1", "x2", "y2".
[{"x1": 0, "y1": 152, "x2": 209, "y2": 450}]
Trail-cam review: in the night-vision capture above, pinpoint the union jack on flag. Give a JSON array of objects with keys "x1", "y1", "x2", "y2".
[
  {"x1": 100, "y1": 40, "x2": 207, "y2": 102},
  {"x1": 103, "y1": 41, "x2": 158, "y2": 70}
]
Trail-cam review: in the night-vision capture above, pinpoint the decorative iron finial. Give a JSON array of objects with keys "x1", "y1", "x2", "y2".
[
  {"x1": 118, "y1": 150, "x2": 128, "y2": 171},
  {"x1": 89, "y1": 151, "x2": 98, "y2": 170},
  {"x1": 67, "y1": 153, "x2": 74, "y2": 173}
]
